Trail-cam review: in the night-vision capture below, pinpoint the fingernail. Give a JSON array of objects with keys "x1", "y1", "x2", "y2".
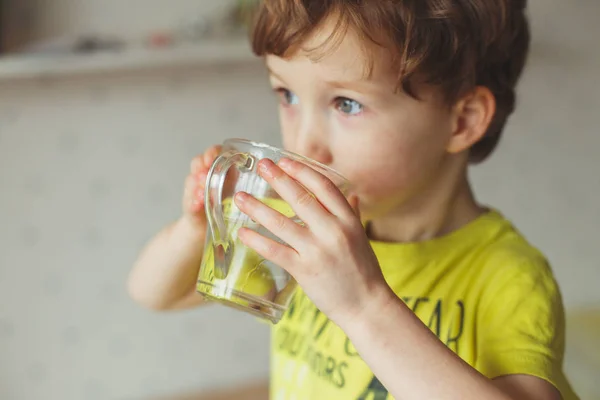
[
  {"x1": 279, "y1": 158, "x2": 292, "y2": 169},
  {"x1": 258, "y1": 160, "x2": 274, "y2": 178},
  {"x1": 258, "y1": 160, "x2": 269, "y2": 171},
  {"x1": 235, "y1": 192, "x2": 248, "y2": 204}
]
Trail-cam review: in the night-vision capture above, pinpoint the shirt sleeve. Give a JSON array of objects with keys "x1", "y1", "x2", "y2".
[{"x1": 475, "y1": 257, "x2": 568, "y2": 393}]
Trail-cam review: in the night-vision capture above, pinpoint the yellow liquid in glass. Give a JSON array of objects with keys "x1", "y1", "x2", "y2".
[{"x1": 196, "y1": 197, "x2": 299, "y2": 323}]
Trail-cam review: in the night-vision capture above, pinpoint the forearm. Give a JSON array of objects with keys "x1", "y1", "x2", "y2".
[
  {"x1": 128, "y1": 217, "x2": 206, "y2": 310},
  {"x1": 340, "y1": 287, "x2": 512, "y2": 400}
]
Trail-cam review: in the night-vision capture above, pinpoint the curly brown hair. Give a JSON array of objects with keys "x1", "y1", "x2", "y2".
[{"x1": 250, "y1": 0, "x2": 530, "y2": 163}]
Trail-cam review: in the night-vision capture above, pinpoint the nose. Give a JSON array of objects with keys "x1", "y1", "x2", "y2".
[{"x1": 294, "y1": 114, "x2": 333, "y2": 166}]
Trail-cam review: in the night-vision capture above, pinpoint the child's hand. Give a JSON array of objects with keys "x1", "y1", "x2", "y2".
[
  {"x1": 182, "y1": 145, "x2": 222, "y2": 227},
  {"x1": 233, "y1": 158, "x2": 391, "y2": 327}
]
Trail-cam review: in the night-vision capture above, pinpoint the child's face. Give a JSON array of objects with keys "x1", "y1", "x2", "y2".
[{"x1": 266, "y1": 23, "x2": 458, "y2": 220}]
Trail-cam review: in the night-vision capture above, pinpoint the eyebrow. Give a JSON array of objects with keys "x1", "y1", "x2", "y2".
[
  {"x1": 266, "y1": 66, "x2": 288, "y2": 84},
  {"x1": 326, "y1": 78, "x2": 379, "y2": 93},
  {"x1": 267, "y1": 66, "x2": 386, "y2": 97}
]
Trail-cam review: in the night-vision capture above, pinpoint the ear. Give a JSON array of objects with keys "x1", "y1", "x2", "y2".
[{"x1": 447, "y1": 86, "x2": 496, "y2": 154}]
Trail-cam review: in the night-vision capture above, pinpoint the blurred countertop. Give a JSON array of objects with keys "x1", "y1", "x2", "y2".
[
  {"x1": 151, "y1": 382, "x2": 269, "y2": 400},
  {"x1": 0, "y1": 38, "x2": 258, "y2": 82}
]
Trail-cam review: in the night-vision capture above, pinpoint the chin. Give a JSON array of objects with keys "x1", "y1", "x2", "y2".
[
  {"x1": 358, "y1": 202, "x2": 385, "y2": 222},
  {"x1": 359, "y1": 195, "x2": 404, "y2": 222}
]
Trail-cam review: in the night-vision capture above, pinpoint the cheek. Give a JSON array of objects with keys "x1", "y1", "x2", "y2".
[
  {"x1": 343, "y1": 159, "x2": 408, "y2": 219},
  {"x1": 336, "y1": 128, "x2": 445, "y2": 205},
  {"x1": 340, "y1": 143, "x2": 413, "y2": 194},
  {"x1": 357, "y1": 161, "x2": 408, "y2": 193},
  {"x1": 278, "y1": 107, "x2": 298, "y2": 148}
]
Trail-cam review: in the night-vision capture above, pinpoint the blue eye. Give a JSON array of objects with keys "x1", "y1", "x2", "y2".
[
  {"x1": 335, "y1": 98, "x2": 363, "y2": 115},
  {"x1": 276, "y1": 88, "x2": 299, "y2": 106}
]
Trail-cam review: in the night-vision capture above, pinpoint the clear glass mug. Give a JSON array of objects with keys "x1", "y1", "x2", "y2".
[{"x1": 196, "y1": 139, "x2": 350, "y2": 323}]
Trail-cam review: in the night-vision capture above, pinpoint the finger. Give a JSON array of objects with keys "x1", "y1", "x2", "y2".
[
  {"x1": 189, "y1": 172, "x2": 206, "y2": 202},
  {"x1": 187, "y1": 195, "x2": 203, "y2": 214},
  {"x1": 191, "y1": 146, "x2": 221, "y2": 174},
  {"x1": 182, "y1": 175, "x2": 201, "y2": 214},
  {"x1": 194, "y1": 184, "x2": 205, "y2": 209},
  {"x1": 349, "y1": 195, "x2": 361, "y2": 220},
  {"x1": 278, "y1": 158, "x2": 354, "y2": 219},
  {"x1": 204, "y1": 145, "x2": 222, "y2": 167},
  {"x1": 234, "y1": 191, "x2": 307, "y2": 248},
  {"x1": 197, "y1": 168, "x2": 208, "y2": 188},
  {"x1": 257, "y1": 159, "x2": 332, "y2": 224},
  {"x1": 237, "y1": 227, "x2": 298, "y2": 270},
  {"x1": 184, "y1": 175, "x2": 203, "y2": 213},
  {"x1": 184, "y1": 175, "x2": 197, "y2": 200},
  {"x1": 190, "y1": 156, "x2": 204, "y2": 174}
]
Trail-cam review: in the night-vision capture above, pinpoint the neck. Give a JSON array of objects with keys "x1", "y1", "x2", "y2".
[{"x1": 368, "y1": 160, "x2": 484, "y2": 243}]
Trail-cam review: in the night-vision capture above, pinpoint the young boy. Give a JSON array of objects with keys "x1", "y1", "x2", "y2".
[{"x1": 129, "y1": 1, "x2": 579, "y2": 399}]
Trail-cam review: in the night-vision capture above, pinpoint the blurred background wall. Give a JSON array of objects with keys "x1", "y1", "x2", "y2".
[{"x1": 0, "y1": 1, "x2": 598, "y2": 399}]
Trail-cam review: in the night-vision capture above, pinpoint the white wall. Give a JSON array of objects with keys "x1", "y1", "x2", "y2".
[
  {"x1": 0, "y1": 1, "x2": 598, "y2": 400},
  {"x1": 470, "y1": 0, "x2": 600, "y2": 308},
  {"x1": 0, "y1": 64, "x2": 280, "y2": 400},
  {"x1": 31, "y1": 0, "x2": 236, "y2": 41},
  {"x1": 471, "y1": 48, "x2": 600, "y2": 307}
]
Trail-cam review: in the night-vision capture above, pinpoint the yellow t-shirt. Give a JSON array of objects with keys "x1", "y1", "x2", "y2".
[{"x1": 270, "y1": 210, "x2": 579, "y2": 400}]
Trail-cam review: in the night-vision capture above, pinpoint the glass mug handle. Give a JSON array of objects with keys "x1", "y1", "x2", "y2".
[{"x1": 205, "y1": 150, "x2": 254, "y2": 279}]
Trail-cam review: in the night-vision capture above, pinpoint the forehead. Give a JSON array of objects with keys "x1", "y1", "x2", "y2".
[{"x1": 266, "y1": 17, "x2": 394, "y2": 84}]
